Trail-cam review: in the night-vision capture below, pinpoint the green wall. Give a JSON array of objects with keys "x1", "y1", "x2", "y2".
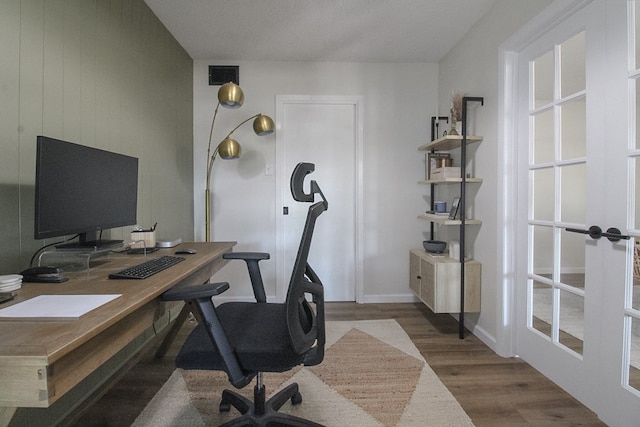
[{"x1": 0, "y1": 0, "x2": 194, "y2": 274}]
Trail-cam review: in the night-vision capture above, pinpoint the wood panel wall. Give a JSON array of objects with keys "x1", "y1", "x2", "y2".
[{"x1": 0, "y1": 0, "x2": 194, "y2": 273}]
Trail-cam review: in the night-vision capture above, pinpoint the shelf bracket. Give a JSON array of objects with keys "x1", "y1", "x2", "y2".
[{"x1": 458, "y1": 96, "x2": 484, "y2": 339}]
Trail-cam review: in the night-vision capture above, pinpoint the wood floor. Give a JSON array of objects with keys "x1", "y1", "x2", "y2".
[{"x1": 68, "y1": 302, "x2": 605, "y2": 426}]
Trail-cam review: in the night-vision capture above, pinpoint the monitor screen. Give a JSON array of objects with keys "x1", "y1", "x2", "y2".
[{"x1": 34, "y1": 136, "x2": 138, "y2": 249}]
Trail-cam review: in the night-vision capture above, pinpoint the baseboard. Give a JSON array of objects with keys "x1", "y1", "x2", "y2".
[
  {"x1": 447, "y1": 312, "x2": 498, "y2": 353},
  {"x1": 215, "y1": 294, "x2": 421, "y2": 304},
  {"x1": 361, "y1": 293, "x2": 420, "y2": 304},
  {"x1": 469, "y1": 321, "x2": 497, "y2": 353}
]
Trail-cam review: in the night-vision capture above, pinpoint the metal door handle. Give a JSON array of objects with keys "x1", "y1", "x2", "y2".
[
  {"x1": 565, "y1": 225, "x2": 630, "y2": 242},
  {"x1": 602, "y1": 227, "x2": 630, "y2": 242}
]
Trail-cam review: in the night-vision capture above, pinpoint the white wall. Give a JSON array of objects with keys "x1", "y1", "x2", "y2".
[
  {"x1": 194, "y1": 61, "x2": 438, "y2": 300},
  {"x1": 438, "y1": 0, "x2": 553, "y2": 347}
]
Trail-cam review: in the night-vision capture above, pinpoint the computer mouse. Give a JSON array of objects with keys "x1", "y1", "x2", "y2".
[{"x1": 175, "y1": 248, "x2": 197, "y2": 255}]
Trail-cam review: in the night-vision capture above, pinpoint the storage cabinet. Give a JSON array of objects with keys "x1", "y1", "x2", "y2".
[{"x1": 410, "y1": 249, "x2": 480, "y2": 313}]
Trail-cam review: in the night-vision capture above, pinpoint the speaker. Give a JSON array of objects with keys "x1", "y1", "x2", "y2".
[{"x1": 209, "y1": 65, "x2": 239, "y2": 85}]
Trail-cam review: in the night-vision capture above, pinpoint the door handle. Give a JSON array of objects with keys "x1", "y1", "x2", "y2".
[{"x1": 565, "y1": 225, "x2": 630, "y2": 242}]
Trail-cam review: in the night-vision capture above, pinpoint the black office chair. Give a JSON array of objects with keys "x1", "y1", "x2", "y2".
[{"x1": 162, "y1": 162, "x2": 328, "y2": 426}]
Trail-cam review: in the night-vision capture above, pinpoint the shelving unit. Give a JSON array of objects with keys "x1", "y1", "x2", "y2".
[{"x1": 413, "y1": 96, "x2": 484, "y2": 339}]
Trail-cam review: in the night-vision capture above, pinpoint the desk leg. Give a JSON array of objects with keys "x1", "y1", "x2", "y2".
[{"x1": 155, "y1": 304, "x2": 191, "y2": 359}]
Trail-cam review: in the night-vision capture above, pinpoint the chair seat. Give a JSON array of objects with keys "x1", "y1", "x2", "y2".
[{"x1": 177, "y1": 302, "x2": 306, "y2": 373}]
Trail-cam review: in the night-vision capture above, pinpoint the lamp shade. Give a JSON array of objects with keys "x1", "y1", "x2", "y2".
[
  {"x1": 253, "y1": 114, "x2": 275, "y2": 136},
  {"x1": 217, "y1": 138, "x2": 241, "y2": 159},
  {"x1": 218, "y1": 82, "x2": 244, "y2": 109}
]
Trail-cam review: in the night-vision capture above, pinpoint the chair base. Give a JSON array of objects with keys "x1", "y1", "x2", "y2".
[{"x1": 218, "y1": 382, "x2": 324, "y2": 427}]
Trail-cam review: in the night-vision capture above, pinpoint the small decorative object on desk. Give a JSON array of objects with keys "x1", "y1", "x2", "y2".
[{"x1": 130, "y1": 223, "x2": 157, "y2": 249}]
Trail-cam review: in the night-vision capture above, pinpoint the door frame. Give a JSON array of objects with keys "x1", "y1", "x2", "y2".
[{"x1": 274, "y1": 95, "x2": 364, "y2": 303}]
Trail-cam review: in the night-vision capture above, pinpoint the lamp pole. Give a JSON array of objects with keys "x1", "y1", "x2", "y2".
[{"x1": 203, "y1": 83, "x2": 274, "y2": 242}]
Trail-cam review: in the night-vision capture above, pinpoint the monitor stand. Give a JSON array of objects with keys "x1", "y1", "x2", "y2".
[
  {"x1": 55, "y1": 239, "x2": 124, "y2": 251},
  {"x1": 55, "y1": 232, "x2": 124, "y2": 252}
]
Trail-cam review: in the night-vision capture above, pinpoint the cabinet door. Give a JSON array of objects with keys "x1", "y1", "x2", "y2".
[
  {"x1": 409, "y1": 251, "x2": 421, "y2": 296},
  {"x1": 420, "y1": 258, "x2": 436, "y2": 310}
]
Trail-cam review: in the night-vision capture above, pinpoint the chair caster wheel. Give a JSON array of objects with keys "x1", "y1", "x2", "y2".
[
  {"x1": 291, "y1": 391, "x2": 303, "y2": 405},
  {"x1": 219, "y1": 401, "x2": 231, "y2": 412}
]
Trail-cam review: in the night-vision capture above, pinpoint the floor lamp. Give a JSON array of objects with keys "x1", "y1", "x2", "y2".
[{"x1": 205, "y1": 82, "x2": 274, "y2": 242}]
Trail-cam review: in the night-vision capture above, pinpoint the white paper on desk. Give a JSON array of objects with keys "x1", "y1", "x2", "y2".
[{"x1": 0, "y1": 294, "x2": 121, "y2": 320}]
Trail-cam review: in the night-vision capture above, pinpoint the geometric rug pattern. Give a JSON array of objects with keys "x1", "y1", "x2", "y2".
[
  {"x1": 308, "y1": 328, "x2": 424, "y2": 425},
  {"x1": 133, "y1": 319, "x2": 474, "y2": 426}
]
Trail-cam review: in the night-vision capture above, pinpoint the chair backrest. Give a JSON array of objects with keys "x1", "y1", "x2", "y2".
[{"x1": 285, "y1": 163, "x2": 328, "y2": 364}]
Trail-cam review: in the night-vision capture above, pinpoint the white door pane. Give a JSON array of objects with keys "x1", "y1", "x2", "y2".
[
  {"x1": 532, "y1": 280, "x2": 553, "y2": 339},
  {"x1": 534, "y1": 50, "x2": 554, "y2": 108},
  {"x1": 561, "y1": 32, "x2": 586, "y2": 98},
  {"x1": 561, "y1": 97, "x2": 586, "y2": 160},
  {"x1": 560, "y1": 232, "x2": 586, "y2": 290},
  {"x1": 533, "y1": 109, "x2": 555, "y2": 164},
  {"x1": 560, "y1": 163, "x2": 586, "y2": 224},
  {"x1": 533, "y1": 168, "x2": 555, "y2": 221},
  {"x1": 559, "y1": 288, "x2": 584, "y2": 355}
]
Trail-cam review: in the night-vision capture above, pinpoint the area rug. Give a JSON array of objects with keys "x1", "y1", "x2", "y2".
[{"x1": 133, "y1": 319, "x2": 474, "y2": 426}]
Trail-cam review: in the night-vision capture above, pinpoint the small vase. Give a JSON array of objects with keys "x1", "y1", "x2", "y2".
[{"x1": 449, "y1": 110, "x2": 459, "y2": 136}]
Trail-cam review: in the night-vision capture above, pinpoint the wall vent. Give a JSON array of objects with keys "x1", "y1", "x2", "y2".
[{"x1": 208, "y1": 65, "x2": 239, "y2": 85}]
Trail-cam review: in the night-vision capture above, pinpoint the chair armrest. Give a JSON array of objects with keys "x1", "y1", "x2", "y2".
[
  {"x1": 161, "y1": 282, "x2": 229, "y2": 301},
  {"x1": 223, "y1": 252, "x2": 270, "y2": 261},
  {"x1": 223, "y1": 251, "x2": 270, "y2": 303}
]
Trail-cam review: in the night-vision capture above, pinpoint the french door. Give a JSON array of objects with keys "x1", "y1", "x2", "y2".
[{"x1": 514, "y1": 1, "x2": 640, "y2": 424}]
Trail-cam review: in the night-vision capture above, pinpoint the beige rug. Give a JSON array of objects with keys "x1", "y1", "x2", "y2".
[{"x1": 133, "y1": 319, "x2": 474, "y2": 426}]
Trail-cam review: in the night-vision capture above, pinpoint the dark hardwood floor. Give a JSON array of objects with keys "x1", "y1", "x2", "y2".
[{"x1": 69, "y1": 302, "x2": 605, "y2": 426}]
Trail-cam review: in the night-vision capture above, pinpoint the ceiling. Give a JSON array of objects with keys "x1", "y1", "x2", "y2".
[{"x1": 144, "y1": 0, "x2": 497, "y2": 63}]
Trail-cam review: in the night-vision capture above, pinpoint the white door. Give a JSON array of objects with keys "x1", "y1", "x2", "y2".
[
  {"x1": 275, "y1": 96, "x2": 363, "y2": 302},
  {"x1": 514, "y1": 1, "x2": 640, "y2": 424}
]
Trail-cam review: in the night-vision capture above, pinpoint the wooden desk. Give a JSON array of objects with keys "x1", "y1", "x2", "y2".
[{"x1": 0, "y1": 241, "x2": 234, "y2": 422}]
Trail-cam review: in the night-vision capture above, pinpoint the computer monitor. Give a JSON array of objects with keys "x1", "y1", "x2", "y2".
[{"x1": 34, "y1": 136, "x2": 139, "y2": 250}]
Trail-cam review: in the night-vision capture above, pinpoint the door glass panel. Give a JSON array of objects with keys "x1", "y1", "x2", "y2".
[
  {"x1": 636, "y1": 158, "x2": 640, "y2": 228},
  {"x1": 532, "y1": 280, "x2": 553, "y2": 339},
  {"x1": 533, "y1": 109, "x2": 555, "y2": 164},
  {"x1": 533, "y1": 225, "x2": 554, "y2": 276},
  {"x1": 636, "y1": 5, "x2": 640, "y2": 69},
  {"x1": 636, "y1": 82, "x2": 640, "y2": 149},
  {"x1": 534, "y1": 50, "x2": 554, "y2": 108},
  {"x1": 628, "y1": 316, "x2": 640, "y2": 391},
  {"x1": 561, "y1": 163, "x2": 586, "y2": 224},
  {"x1": 559, "y1": 289, "x2": 584, "y2": 355},
  {"x1": 560, "y1": 32, "x2": 586, "y2": 98},
  {"x1": 561, "y1": 97, "x2": 586, "y2": 159},
  {"x1": 634, "y1": 239, "x2": 640, "y2": 311},
  {"x1": 560, "y1": 232, "x2": 586, "y2": 290},
  {"x1": 533, "y1": 168, "x2": 555, "y2": 221}
]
